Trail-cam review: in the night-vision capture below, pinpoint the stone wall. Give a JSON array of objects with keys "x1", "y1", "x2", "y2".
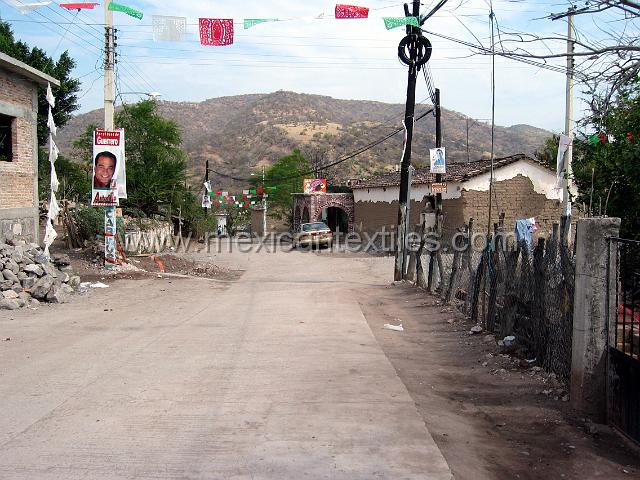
[{"x1": 0, "y1": 69, "x2": 39, "y2": 244}]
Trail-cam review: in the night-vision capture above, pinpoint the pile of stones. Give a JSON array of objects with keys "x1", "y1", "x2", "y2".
[{"x1": 0, "y1": 242, "x2": 80, "y2": 310}]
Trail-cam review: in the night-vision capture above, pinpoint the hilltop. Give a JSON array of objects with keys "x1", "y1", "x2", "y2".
[{"x1": 56, "y1": 91, "x2": 552, "y2": 187}]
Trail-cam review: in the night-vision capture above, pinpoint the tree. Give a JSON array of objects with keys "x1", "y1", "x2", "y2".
[
  {"x1": 469, "y1": 1, "x2": 640, "y2": 107},
  {"x1": 252, "y1": 150, "x2": 310, "y2": 223},
  {"x1": 0, "y1": 19, "x2": 80, "y2": 145},
  {"x1": 38, "y1": 150, "x2": 90, "y2": 203},
  {"x1": 534, "y1": 134, "x2": 560, "y2": 168},
  {"x1": 114, "y1": 100, "x2": 189, "y2": 217},
  {"x1": 572, "y1": 79, "x2": 640, "y2": 238}
]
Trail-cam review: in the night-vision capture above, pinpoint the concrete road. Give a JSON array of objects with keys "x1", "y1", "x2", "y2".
[{"x1": 0, "y1": 246, "x2": 452, "y2": 479}]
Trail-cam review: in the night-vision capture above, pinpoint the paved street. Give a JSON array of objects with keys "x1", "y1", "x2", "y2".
[{"x1": 0, "y1": 247, "x2": 452, "y2": 479}]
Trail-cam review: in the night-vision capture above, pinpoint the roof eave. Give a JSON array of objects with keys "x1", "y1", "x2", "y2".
[{"x1": 0, "y1": 52, "x2": 61, "y2": 87}]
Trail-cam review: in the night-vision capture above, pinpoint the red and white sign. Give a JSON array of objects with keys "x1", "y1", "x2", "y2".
[
  {"x1": 92, "y1": 129, "x2": 126, "y2": 206},
  {"x1": 304, "y1": 178, "x2": 327, "y2": 194},
  {"x1": 431, "y1": 182, "x2": 447, "y2": 194}
]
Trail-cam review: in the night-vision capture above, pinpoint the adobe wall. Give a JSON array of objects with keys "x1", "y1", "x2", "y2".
[
  {"x1": 354, "y1": 174, "x2": 564, "y2": 239},
  {"x1": 0, "y1": 69, "x2": 39, "y2": 244}
]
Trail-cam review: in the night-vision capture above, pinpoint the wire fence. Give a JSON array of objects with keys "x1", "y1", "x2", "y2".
[{"x1": 410, "y1": 216, "x2": 576, "y2": 381}]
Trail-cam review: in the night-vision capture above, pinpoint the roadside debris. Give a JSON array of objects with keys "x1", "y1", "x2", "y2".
[
  {"x1": 383, "y1": 323, "x2": 404, "y2": 332},
  {"x1": 469, "y1": 325, "x2": 483, "y2": 335},
  {"x1": 0, "y1": 242, "x2": 81, "y2": 309}
]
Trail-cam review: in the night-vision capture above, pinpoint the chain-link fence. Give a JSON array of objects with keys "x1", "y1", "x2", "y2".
[{"x1": 411, "y1": 216, "x2": 575, "y2": 381}]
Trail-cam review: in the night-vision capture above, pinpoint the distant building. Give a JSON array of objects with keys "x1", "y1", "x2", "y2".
[
  {"x1": 350, "y1": 154, "x2": 566, "y2": 238},
  {"x1": 0, "y1": 52, "x2": 59, "y2": 244}
]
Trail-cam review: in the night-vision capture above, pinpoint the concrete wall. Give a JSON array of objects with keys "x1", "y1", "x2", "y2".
[
  {"x1": 570, "y1": 217, "x2": 621, "y2": 422},
  {"x1": 0, "y1": 69, "x2": 39, "y2": 244}
]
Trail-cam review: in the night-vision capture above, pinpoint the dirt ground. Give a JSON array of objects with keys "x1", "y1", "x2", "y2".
[
  {"x1": 64, "y1": 248, "x2": 243, "y2": 283},
  {"x1": 357, "y1": 281, "x2": 640, "y2": 480}
]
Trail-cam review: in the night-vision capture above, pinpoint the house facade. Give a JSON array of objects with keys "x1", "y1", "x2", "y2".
[
  {"x1": 0, "y1": 52, "x2": 59, "y2": 244},
  {"x1": 351, "y1": 154, "x2": 567, "y2": 239}
]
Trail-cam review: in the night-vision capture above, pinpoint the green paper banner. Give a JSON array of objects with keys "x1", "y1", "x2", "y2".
[
  {"x1": 588, "y1": 135, "x2": 600, "y2": 145},
  {"x1": 108, "y1": 2, "x2": 143, "y2": 20},
  {"x1": 244, "y1": 18, "x2": 278, "y2": 29},
  {"x1": 383, "y1": 17, "x2": 419, "y2": 30}
]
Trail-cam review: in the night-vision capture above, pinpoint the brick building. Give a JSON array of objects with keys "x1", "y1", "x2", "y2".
[
  {"x1": 0, "y1": 52, "x2": 59, "y2": 244},
  {"x1": 350, "y1": 154, "x2": 566, "y2": 239}
]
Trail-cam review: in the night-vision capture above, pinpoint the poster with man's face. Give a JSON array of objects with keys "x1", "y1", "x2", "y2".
[
  {"x1": 92, "y1": 129, "x2": 126, "y2": 206},
  {"x1": 430, "y1": 147, "x2": 446, "y2": 174}
]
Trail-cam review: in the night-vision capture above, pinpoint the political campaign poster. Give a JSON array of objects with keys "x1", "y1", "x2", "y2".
[
  {"x1": 92, "y1": 129, "x2": 126, "y2": 206},
  {"x1": 303, "y1": 178, "x2": 327, "y2": 194},
  {"x1": 430, "y1": 147, "x2": 446, "y2": 174}
]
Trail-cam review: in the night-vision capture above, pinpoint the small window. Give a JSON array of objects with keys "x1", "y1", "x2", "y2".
[{"x1": 0, "y1": 114, "x2": 14, "y2": 162}]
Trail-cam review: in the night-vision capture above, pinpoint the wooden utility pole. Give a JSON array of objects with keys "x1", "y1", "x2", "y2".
[
  {"x1": 427, "y1": 89, "x2": 442, "y2": 288},
  {"x1": 394, "y1": 0, "x2": 422, "y2": 281}
]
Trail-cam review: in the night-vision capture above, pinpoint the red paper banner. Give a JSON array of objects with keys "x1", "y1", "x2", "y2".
[
  {"x1": 199, "y1": 18, "x2": 234, "y2": 46},
  {"x1": 59, "y1": 2, "x2": 99, "y2": 10},
  {"x1": 335, "y1": 4, "x2": 369, "y2": 19}
]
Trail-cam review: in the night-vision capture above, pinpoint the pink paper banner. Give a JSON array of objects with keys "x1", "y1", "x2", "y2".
[
  {"x1": 335, "y1": 4, "x2": 369, "y2": 19},
  {"x1": 199, "y1": 18, "x2": 234, "y2": 46}
]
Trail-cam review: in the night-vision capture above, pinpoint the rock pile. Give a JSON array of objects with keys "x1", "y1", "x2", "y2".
[{"x1": 0, "y1": 243, "x2": 80, "y2": 310}]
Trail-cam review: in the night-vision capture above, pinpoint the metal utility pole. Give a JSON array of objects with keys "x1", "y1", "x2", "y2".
[
  {"x1": 562, "y1": 8, "x2": 575, "y2": 219},
  {"x1": 104, "y1": 0, "x2": 115, "y2": 130},
  {"x1": 394, "y1": 0, "x2": 422, "y2": 281}
]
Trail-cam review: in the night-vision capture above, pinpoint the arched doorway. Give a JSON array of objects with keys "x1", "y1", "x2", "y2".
[
  {"x1": 302, "y1": 206, "x2": 310, "y2": 223},
  {"x1": 322, "y1": 206, "x2": 349, "y2": 233}
]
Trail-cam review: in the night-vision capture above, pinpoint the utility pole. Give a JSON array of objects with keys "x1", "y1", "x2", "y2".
[
  {"x1": 103, "y1": 0, "x2": 116, "y2": 269},
  {"x1": 562, "y1": 7, "x2": 575, "y2": 220},
  {"x1": 104, "y1": 0, "x2": 115, "y2": 130},
  {"x1": 262, "y1": 165, "x2": 267, "y2": 236},
  {"x1": 466, "y1": 117, "x2": 470, "y2": 163},
  {"x1": 427, "y1": 89, "x2": 442, "y2": 288},
  {"x1": 204, "y1": 159, "x2": 209, "y2": 216},
  {"x1": 394, "y1": 0, "x2": 422, "y2": 281}
]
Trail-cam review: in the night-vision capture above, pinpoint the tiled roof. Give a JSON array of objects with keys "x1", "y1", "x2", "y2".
[{"x1": 350, "y1": 154, "x2": 543, "y2": 189}]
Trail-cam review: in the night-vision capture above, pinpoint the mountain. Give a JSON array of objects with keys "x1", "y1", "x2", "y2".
[{"x1": 56, "y1": 91, "x2": 552, "y2": 188}]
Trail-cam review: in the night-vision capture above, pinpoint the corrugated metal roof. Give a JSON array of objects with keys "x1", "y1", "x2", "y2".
[{"x1": 350, "y1": 154, "x2": 545, "y2": 189}]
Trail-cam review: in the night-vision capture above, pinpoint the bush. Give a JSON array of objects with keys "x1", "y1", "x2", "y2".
[{"x1": 71, "y1": 207, "x2": 103, "y2": 243}]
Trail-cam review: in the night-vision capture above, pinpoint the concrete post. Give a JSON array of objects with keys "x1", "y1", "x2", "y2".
[
  {"x1": 570, "y1": 217, "x2": 620, "y2": 421},
  {"x1": 251, "y1": 206, "x2": 266, "y2": 237}
]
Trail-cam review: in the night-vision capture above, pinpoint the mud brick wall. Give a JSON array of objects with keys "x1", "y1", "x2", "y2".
[
  {"x1": 354, "y1": 175, "x2": 563, "y2": 241},
  {"x1": 0, "y1": 69, "x2": 39, "y2": 244},
  {"x1": 456, "y1": 175, "x2": 563, "y2": 238}
]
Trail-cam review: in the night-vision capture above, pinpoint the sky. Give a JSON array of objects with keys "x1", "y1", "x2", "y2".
[{"x1": 0, "y1": 0, "x2": 606, "y2": 132}]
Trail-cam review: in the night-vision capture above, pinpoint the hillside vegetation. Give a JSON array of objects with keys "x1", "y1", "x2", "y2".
[{"x1": 56, "y1": 91, "x2": 551, "y2": 188}]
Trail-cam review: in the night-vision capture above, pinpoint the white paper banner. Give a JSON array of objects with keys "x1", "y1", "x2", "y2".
[
  {"x1": 43, "y1": 219, "x2": 57, "y2": 255},
  {"x1": 11, "y1": 1, "x2": 51, "y2": 14},
  {"x1": 555, "y1": 134, "x2": 573, "y2": 191},
  {"x1": 152, "y1": 15, "x2": 187, "y2": 42},
  {"x1": 46, "y1": 82, "x2": 55, "y2": 107},
  {"x1": 50, "y1": 165, "x2": 59, "y2": 193},
  {"x1": 47, "y1": 108, "x2": 57, "y2": 136}
]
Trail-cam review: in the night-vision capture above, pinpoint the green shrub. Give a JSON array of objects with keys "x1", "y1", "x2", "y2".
[{"x1": 71, "y1": 207, "x2": 104, "y2": 242}]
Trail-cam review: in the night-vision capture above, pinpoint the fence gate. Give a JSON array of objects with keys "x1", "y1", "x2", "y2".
[{"x1": 608, "y1": 237, "x2": 640, "y2": 443}]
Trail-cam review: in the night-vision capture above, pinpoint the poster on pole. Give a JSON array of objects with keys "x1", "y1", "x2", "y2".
[
  {"x1": 429, "y1": 147, "x2": 446, "y2": 174},
  {"x1": 430, "y1": 147, "x2": 446, "y2": 174},
  {"x1": 92, "y1": 129, "x2": 125, "y2": 206}
]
